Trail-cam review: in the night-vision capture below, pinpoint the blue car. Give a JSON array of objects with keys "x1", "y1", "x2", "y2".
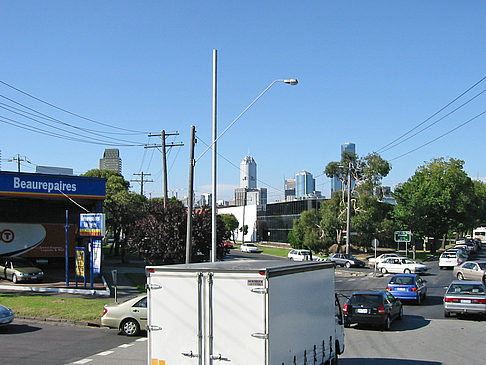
[{"x1": 386, "y1": 274, "x2": 427, "y2": 304}]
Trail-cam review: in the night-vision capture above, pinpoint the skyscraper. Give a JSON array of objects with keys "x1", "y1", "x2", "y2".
[
  {"x1": 99, "y1": 149, "x2": 122, "y2": 173},
  {"x1": 240, "y1": 155, "x2": 257, "y2": 189},
  {"x1": 295, "y1": 171, "x2": 316, "y2": 198}
]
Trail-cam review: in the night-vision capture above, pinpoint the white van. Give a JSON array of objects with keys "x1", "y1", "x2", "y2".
[
  {"x1": 439, "y1": 249, "x2": 467, "y2": 269},
  {"x1": 473, "y1": 227, "x2": 486, "y2": 246}
]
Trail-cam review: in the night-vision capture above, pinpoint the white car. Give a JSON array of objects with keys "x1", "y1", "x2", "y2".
[
  {"x1": 368, "y1": 253, "x2": 401, "y2": 267},
  {"x1": 288, "y1": 249, "x2": 312, "y2": 261},
  {"x1": 439, "y1": 249, "x2": 468, "y2": 269},
  {"x1": 240, "y1": 243, "x2": 259, "y2": 253},
  {"x1": 377, "y1": 257, "x2": 428, "y2": 274}
]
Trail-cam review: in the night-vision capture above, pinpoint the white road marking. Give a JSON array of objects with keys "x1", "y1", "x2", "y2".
[
  {"x1": 72, "y1": 359, "x2": 92, "y2": 364},
  {"x1": 136, "y1": 338, "x2": 147, "y2": 342},
  {"x1": 96, "y1": 350, "x2": 114, "y2": 356},
  {"x1": 118, "y1": 343, "x2": 134, "y2": 348}
]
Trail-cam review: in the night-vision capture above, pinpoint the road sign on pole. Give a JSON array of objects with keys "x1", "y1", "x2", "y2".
[{"x1": 394, "y1": 231, "x2": 412, "y2": 243}]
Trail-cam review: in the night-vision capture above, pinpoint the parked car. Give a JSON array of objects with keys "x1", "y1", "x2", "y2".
[
  {"x1": 377, "y1": 257, "x2": 428, "y2": 274},
  {"x1": 453, "y1": 261, "x2": 486, "y2": 282},
  {"x1": 368, "y1": 253, "x2": 401, "y2": 268},
  {"x1": 386, "y1": 274, "x2": 427, "y2": 304},
  {"x1": 0, "y1": 304, "x2": 14, "y2": 327},
  {"x1": 443, "y1": 280, "x2": 486, "y2": 318},
  {"x1": 439, "y1": 249, "x2": 468, "y2": 269},
  {"x1": 287, "y1": 249, "x2": 312, "y2": 261},
  {"x1": 456, "y1": 238, "x2": 478, "y2": 254},
  {"x1": 342, "y1": 291, "x2": 403, "y2": 330},
  {"x1": 101, "y1": 295, "x2": 147, "y2": 336},
  {"x1": 240, "y1": 243, "x2": 259, "y2": 253},
  {"x1": 327, "y1": 253, "x2": 366, "y2": 268},
  {"x1": 0, "y1": 256, "x2": 44, "y2": 283}
]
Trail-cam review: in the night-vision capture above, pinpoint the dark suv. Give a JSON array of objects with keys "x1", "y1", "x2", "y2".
[{"x1": 343, "y1": 291, "x2": 402, "y2": 330}]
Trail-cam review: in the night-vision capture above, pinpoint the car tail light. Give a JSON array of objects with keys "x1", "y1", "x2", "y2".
[
  {"x1": 342, "y1": 304, "x2": 348, "y2": 313},
  {"x1": 472, "y1": 299, "x2": 486, "y2": 304},
  {"x1": 457, "y1": 259, "x2": 460, "y2": 264},
  {"x1": 411, "y1": 287, "x2": 417, "y2": 291},
  {"x1": 378, "y1": 306, "x2": 385, "y2": 314},
  {"x1": 444, "y1": 298, "x2": 460, "y2": 303},
  {"x1": 386, "y1": 286, "x2": 392, "y2": 291},
  {"x1": 103, "y1": 307, "x2": 108, "y2": 316}
]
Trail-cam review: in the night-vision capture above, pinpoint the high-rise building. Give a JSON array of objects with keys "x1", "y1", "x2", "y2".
[
  {"x1": 331, "y1": 142, "x2": 356, "y2": 195},
  {"x1": 235, "y1": 155, "x2": 266, "y2": 206},
  {"x1": 240, "y1": 155, "x2": 257, "y2": 189},
  {"x1": 295, "y1": 171, "x2": 315, "y2": 198},
  {"x1": 284, "y1": 178, "x2": 296, "y2": 200},
  {"x1": 99, "y1": 149, "x2": 122, "y2": 173}
]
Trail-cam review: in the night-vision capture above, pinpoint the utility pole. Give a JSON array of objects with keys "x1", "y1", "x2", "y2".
[
  {"x1": 131, "y1": 172, "x2": 153, "y2": 196},
  {"x1": 346, "y1": 162, "x2": 352, "y2": 255},
  {"x1": 146, "y1": 130, "x2": 183, "y2": 207},
  {"x1": 186, "y1": 125, "x2": 196, "y2": 264},
  {"x1": 9, "y1": 154, "x2": 29, "y2": 172}
]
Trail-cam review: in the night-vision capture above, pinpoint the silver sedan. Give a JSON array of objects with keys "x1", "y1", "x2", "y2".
[
  {"x1": 453, "y1": 261, "x2": 486, "y2": 282},
  {"x1": 444, "y1": 281, "x2": 486, "y2": 318},
  {"x1": 0, "y1": 304, "x2": 14, "y2": 327}
]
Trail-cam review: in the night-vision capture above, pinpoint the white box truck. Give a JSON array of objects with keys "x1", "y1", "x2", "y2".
[{"x1": 146, "y1": 260, "x2": 344, "y2": 365}]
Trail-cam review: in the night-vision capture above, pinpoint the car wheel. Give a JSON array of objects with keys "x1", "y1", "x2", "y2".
[
  {"x1": 404, "y1": 268, "x2": 411, "y2": 274},
  {"x1": 120, "y1": 318, "x2": 140, "y2": 336},
  {"x1": 345, "y1": 262, "x2": 351, "y2": 268},
  {"x1": 381, "y1": 267, "x2": 387, "y2": 274},
  {"x1": 397, "y1": 306, "x2": 403, "y2": 320},
  {"x1": 12, "y1": 274, "x2": 18, "y2": 284},
  {"x1": 444, "y1": 310, "x2": 450, "y2": 318},
  {"x1": 289, "y1": 257, "x2": 293, "y2": 261},
  {"x1": 383, "y1": 315, "x2": 391, "y2": 330},
  {"x1": 457, "y1": 272, "x2": 464, "y2": 280}
]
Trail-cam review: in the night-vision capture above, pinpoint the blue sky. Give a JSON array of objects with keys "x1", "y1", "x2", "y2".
[{"x1": 1, "y1": 1, "x2": 486, "y2": 201}]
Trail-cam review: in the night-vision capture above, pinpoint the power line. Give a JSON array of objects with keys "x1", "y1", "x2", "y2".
[
  {"x1": 376, "y1": 75, "x2": 486, "y2": 153},
  {"x1": 389, "y1": 109, "x2": 486, "y2": 161},
  {"x1": 0, "y1": 80, "x2": 148, "y2": 134},
  {"x1": 380, "y1": 87, "x2": 486, "y2": 154}
]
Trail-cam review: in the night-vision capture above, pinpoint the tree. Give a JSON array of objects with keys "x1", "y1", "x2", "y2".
[
  {"x1": 82, "y1": 169, "x2": 145, "y2": 260},
  {"x1": 220, "y1": 214, "x2": 239, "y2": 243},
  {"x1": 126, "y1": 200, "x2": 228, "y2": 264},
  {"x1": 324, "y1": 151, "x2": 391, "y2": 251},
  {"x1": 291, "y1": 209, "x2": 325, "y2": 253},
  {"x1": 393, "y1": 158, "x2": 475, "y2": 253}
]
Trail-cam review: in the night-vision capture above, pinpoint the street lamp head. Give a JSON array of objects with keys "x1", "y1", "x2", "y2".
[{"x1": 284, "y1": 79, "x2": 298, "y2": 85}]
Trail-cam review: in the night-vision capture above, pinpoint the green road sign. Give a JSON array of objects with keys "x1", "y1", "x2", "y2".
[{"x1": 394, "y1": 230, "x2": 412, "y2": 243}]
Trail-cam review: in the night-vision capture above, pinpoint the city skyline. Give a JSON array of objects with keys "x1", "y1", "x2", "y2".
[{"x1": 2, "y1": 3, "x2": 486, "y2": 202}]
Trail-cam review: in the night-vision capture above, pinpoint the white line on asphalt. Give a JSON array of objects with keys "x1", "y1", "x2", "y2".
[
  {"x1": 72, "y1": 359, "x2": 93, "y2": 364},
  {"x1": 118, "y1": 343, "x2": 134, "y2": 348},
  {"x1": 136, "y1": 338, "x2": 147, "y2": 342},
  {"x1": 96, "y1": 351, "x2": 114, "y2": 356}
]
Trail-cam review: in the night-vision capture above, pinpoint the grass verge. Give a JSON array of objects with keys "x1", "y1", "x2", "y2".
[{"x1": 0, "y1": 293, "x2": 112, "y2": 323}]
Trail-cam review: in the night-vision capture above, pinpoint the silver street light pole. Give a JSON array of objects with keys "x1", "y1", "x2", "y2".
[
  {"x1": 207, "y1": 51, "x2": 298, "y2": 262},
  {"x1": 346, "y1": 162, "x2": 352, "y2": 255}
]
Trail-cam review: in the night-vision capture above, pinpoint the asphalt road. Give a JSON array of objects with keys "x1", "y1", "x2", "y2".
[{"x1": 2, "y1": 248, "x2": 486, "y2": 364}]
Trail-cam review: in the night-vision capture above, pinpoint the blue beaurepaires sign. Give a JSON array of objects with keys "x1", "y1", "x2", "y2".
[{"x1": 0, "y1": 171, "x2": 106, "y2": 199}]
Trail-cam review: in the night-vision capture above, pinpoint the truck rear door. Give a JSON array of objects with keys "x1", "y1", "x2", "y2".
[
  {"x1": 148, "y1": 271, "x2": 202, "y2": 365},
  {"x1": 210, "y1": 272, "x2": 267, "y2": 364}
]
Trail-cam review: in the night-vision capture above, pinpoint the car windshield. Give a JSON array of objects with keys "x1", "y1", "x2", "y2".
[
  {"x1": 246, "y1": 244, "x2": 256, "y2": 247},
  {"x1": 389, "y1": 276, "x2": 414, "y2": 285},
  {"x1": 447, "y1": 284, "x2": 486, "y2": 295},
  {"x1": 343, "y1": 254, "x2": 356, "y2": 259},
  {"x1": 349, "y1": 294, "x2": 382, "y2": 306},
  {"x1": 11, "y1": 259, "x2": 34, "y2": 268}
]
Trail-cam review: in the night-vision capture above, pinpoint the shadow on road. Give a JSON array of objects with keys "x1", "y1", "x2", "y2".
[
  {"x1": 341, "y1": 358, "x2": 440, "y2": 364},
  {"x1": 0, "y1": 323, "x2": 42, "y2": 334},
  {"x1": 349, "y1": 314, "x2": 430, "y2": 332}
]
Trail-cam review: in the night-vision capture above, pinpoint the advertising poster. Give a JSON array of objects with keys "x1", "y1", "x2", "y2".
[
  {"x1": 75, "y1": 247, "x2": 85, "y2": 278},
  {"x1": 92, "y1": 239, "x2": 102, "y2": 274}
]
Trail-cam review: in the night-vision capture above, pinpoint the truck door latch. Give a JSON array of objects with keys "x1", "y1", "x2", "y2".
[
  {"x1": 182, "y1": 351, "x2": 199, "y2": 358},
  {"x1": 210, "y1": 353, "x2": 230, "y2": 361}
]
